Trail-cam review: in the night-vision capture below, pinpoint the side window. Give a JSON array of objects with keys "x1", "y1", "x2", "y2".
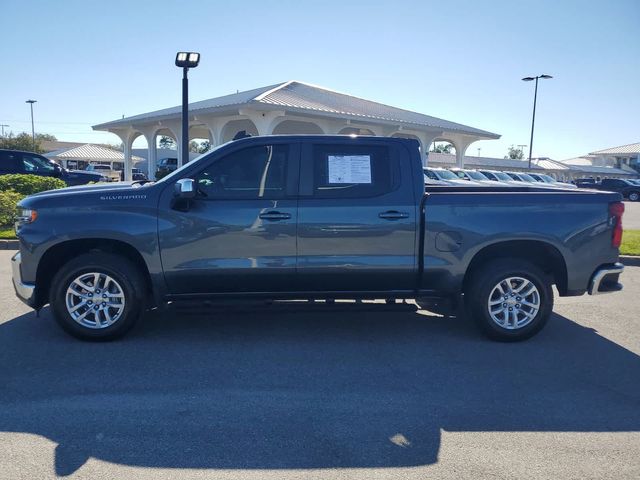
[
  {"x1": 22, "y1": 154, "x2": 55, "y2": 174},
  {"x1": 454, "y1": 171, "x2": 466, "y2": 179},
  {"x1": 312, "y1": 144, "x2": 395, "y2": 198},
  {"x1": 0, "y1": 152, "x2": 21, "y2": 173},
  {"x1": 196, "y1": 144, "x2": 288, "y2": 199}
]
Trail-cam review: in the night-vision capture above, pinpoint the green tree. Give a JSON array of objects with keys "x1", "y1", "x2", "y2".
[
  {"x1": 0, "y1": 132, "x2": 44, "y2": 153},
  {"x1": 158, "y1": 136, "x2": 175, "y2": 149},
  {"x1": 505, "y1": 146, "x2": 524, "y2": 160},
  {"x1": 430, "y1": 143, "x2": 452, "y2": 154},
  {"x1": 198, "y1": 141, "x2": 211, "y2": 154}
]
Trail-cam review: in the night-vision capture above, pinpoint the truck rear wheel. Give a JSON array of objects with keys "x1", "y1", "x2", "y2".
[
  {"x1": 465, "y1": 258, "x2": 553, "y2": 341},
  {"x1": 49, "y1": 252, "x2": 146, "y2": 341}
]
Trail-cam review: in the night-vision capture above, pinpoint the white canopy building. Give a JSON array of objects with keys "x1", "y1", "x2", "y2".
[
  {"x1": 44, "y1": 143, "x2": 143, "y2": 171},
  {"x1": 93, "y1": 81, "x2": 500, "y2": 180}
]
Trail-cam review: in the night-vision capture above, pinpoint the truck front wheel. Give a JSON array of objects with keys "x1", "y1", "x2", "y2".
[
  {"x1": 629, "y1": 191, "x2": 640, "y2": 202},
  {"x1": 465, "y1": 259, "x2": 553, "y2": 341},
  {"x1": 49, "y1": 252, "x2": 146, "y2": 341}
]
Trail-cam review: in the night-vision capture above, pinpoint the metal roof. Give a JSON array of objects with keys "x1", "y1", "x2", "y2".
[
  {"x1": 93, "y1": 81, "x2": 500, "y2": 139},
  {"x1": 45, "y1": 144, "x2": 143, "y2": 162},
  {"x1": 589, "y1": 142, "x2": 640, "y2": 155}
]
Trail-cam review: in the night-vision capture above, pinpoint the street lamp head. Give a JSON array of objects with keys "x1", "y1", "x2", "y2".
[
  {"x1": 540, "y1": 74, "x2": 553, "y2": 79},
  {"x1": 521, "y1": 77, "x2": 535, "y2": 81},
  {"x1": 25, "y1": 99, "x2": 37, "y2": 104},
  {"x1": 175, "y1": 52, "x2": 200, "y2": 68}
]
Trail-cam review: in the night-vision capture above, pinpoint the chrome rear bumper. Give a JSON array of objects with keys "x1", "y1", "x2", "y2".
[
  {"x1": 11, "y1": 252, "x2": 36, "y2": 307},
  {"x1": 588, "y1": 263, "x2": 624, "y2": 295}
]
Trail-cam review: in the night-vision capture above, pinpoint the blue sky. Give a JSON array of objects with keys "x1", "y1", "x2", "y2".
[{"x1": 1, "y1": 0, "x2": 638, "y2": 159}]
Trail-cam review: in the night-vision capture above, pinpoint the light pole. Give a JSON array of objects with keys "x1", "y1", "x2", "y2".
[
  {"x1": 522, "y1": 75, "x2": 552, "y2": 169},
  {"x1": 0, "y1": 124, "x2": 8, "y2": 137},
  {"x1": 175, "y1": 52, "x2": 200, "y2": 167},
  {"x1": 25, "y1": 99, "x2": 37, "y2": 151}
]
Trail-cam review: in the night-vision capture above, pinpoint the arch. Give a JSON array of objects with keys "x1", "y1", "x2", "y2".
[
  {"x1": 188, "y1": 125, "x2": 212, "y2": 159},
  {"x1": 220, "y1": 119, "x2": 259, "y2": 144},
  {"x1": 338, "y1": 127, "x2": 376, "y2": 136},
  {"x1": 272, "y1": 120, "x2": 325, "y2": 135},
  {"x1": 428, "y1": 138, "x2": 457, "y2": 155}
]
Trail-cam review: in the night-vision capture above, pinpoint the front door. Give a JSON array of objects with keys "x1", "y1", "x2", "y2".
[
  {"x1": 158, "y1": 142, "x2": 299, "y2": 294},
  {"x1": 296, "y1": 140, "x2": 418, "y2": 293}
]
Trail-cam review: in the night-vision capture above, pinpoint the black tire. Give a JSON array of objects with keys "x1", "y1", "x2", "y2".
[
  {"x1": 49, "y1": 252, "x2": 146, "y2": 341},
  {"x1": 465, "y1": 258, "x2": 553, "y2": 341},
  {"x1": 628, "y1": 191, "x2": 640, "y2": 202}
]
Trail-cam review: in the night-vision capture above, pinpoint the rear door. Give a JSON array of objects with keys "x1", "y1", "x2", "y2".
[
  {"x1": 296, "y1": 139, "x2": 418, "y2": 293},
  {"x1": 0, "y1": 151, "x2": 22, "y2": 175}
]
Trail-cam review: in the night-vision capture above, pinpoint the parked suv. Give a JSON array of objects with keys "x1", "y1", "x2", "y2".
[
  {"x1": 594, "y1": 178, "x2": 640, "y2": 201},
  {"x1": 0, "y1": 149, "x2": 107, "y2": 185}
]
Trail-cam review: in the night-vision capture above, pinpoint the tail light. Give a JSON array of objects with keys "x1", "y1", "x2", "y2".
[{"x1": 609, "y1": 202, "x2": 624, "y2": 248}]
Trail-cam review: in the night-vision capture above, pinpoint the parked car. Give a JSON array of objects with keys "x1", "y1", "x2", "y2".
[
  {"x1": 478, "y1": 169, "x2": 522, "y2": 184},
  {"x1": 450, "y1": 168, "x2": 509, "y2": 186},
  {"x1": 504, "y1": 172, "x2": 541, "y2": 184},
  {"x1": 86, "y1": 164, "x2": 120, "y2": 182},
  {"x1": 120, "y1": 168, "x2": 148, "y2": 182},
  {"x1": 589, "y1": 178, "x2": 640, "y2": 202},
  {"x1": 424, "y1": 167, "x2": 482, "y2": 186},
  {"x1": 12, "y1": 135, "x2": 624, "y2": 342},
  {"x1": 574, "y1": 178, "x2": 598, "y2": 188},
  {"x1": 0, "y1": 149, "x2": 107, "y2": 185},
  {"x1": 528, "y1": 173, "x2": 577, "y2": 189},
  {"x1": 157, "y1": 157, "x2": 178, "y2": 173},
  {"x1": 423, "y1": 168, "x2": 451, "y2": 185}
]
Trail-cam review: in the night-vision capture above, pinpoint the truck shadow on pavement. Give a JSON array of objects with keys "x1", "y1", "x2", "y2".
[{"x1": 0, "y1": 302, "x2": 639, "y2": 476}]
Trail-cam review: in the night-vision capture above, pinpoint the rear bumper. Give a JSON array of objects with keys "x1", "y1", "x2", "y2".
[
  {"x1": 588, "y1": 262, "x2": 624, "y2": 295},
  {"x1": 11, "y1": 252, "x2": 36, "y2": 308}
]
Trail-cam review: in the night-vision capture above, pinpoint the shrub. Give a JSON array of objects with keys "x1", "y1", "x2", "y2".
[
  {"x1": 0, "y1": 190, "x2": 23, "y2": 226},
  {"x1": 0, "y1": 174, "x2": 66, "y2": 196}
]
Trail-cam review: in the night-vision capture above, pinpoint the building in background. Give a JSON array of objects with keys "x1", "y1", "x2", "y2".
[
  {"x1": 93, "y1": 80, "x2": 500, "y2": 180},
  {"x1": 44, "y1": 144, "x2": 142, "y2": 171},
  {"x1": 562, "y1": 142, "x2": 640, "y2": 175}
]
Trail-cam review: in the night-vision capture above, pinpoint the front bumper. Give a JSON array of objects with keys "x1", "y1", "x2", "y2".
[
  {"x1": 588, "y1": 262, "x2": 624, "y2": 295},
  {"x1": 11, "y1": 252, "x2": 36, "y2": 307}
]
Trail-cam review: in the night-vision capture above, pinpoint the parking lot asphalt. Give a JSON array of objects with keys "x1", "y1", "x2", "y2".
[
  {"x1": 1, "y1": 250, "x2": 639, "y2": 480},
  {"x1": 623, "y1": 200, "x2": 640, "y2": 230}
]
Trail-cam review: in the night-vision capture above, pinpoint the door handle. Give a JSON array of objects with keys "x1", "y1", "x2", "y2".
[
  {"x1": 378, "y1": 211, "x2": 409, "y2": 220},
  {"x1": 259, "y1": 211, "x2": 292, "y2": 221}
]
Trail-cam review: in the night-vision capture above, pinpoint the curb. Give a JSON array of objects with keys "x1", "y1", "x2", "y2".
[
  {"x1": 0, "y1": 240, "x2": 19, "y2": 250},
  {"x1": 621, "y1": 255, "x2": 640, "y2": 267}
]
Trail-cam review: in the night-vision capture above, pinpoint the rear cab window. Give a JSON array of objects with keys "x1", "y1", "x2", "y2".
[{"x1": 308, "y1": 144, "x2": 397, "y2": 199}]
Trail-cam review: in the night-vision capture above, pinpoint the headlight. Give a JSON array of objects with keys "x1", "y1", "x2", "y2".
[{"x1": 15, "y1": 209, "x2": 37, "y2": 233}]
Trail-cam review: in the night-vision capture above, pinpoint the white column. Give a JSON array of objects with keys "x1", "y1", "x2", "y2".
[
  {"x1": 123, "y1": 139, "x2": 132, "y2": 181},
  {"x1": 146, "y1": 133, "x2": 157, "y2": 180}
]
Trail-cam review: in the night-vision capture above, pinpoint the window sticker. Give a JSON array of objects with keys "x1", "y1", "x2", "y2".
[{"x1": 327, "y1": 155, "x2": 372, "y2": 184}]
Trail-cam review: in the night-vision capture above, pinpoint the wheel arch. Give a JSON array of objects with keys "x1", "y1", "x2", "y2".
[
  {"x1": 462, "y1": 240, "x2": 568, "y2": 295},
  {"x1": 35, "y1": 238, "x2": 153, "y2": 308}
]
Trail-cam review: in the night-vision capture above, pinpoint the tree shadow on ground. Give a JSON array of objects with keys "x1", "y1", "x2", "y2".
[{"x1": 0, "y1": 302, "x2": 638, "y2": 476}]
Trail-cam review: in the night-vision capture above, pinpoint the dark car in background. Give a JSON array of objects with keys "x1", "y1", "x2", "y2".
[
  {"x1": 0, "y1": 149, "x2": 107, "y2": 185},
  {"x1": 120, "y1": 168, "x2": 148, "y2": 182},
  {"x1": 591, "y1": 178, "x2": 640, "y2": 201}
]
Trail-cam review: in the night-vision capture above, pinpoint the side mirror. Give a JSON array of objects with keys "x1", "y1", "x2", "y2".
[{"x1": 174, "y1": 178, "x2": 196, "y2": 199}]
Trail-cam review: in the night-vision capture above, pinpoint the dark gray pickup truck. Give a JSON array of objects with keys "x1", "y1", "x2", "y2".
[{"x1": 11, "y1": 135, "x2": 625, "y2": 341}]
